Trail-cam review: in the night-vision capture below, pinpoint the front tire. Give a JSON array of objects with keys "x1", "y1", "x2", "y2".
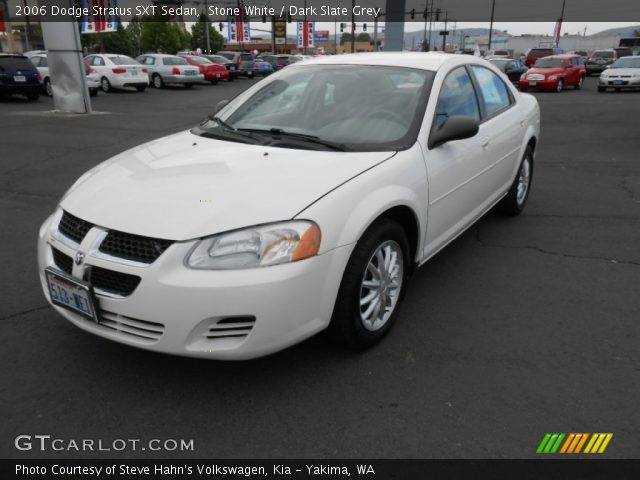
[
  {"x1": 328, "y1": 218, "x2": 410, "y2": 349},
  {"x1": 184, "y1": 83, "x2": 193, "y2": 89},
  {"x1": 575, "y1": 76, "x2": 584, "y2": 90},
  {"x1": 555, "y1": 79, "x2": 564, "y2": 92},
  {"x1": 497, "y1": 146, "x2": 534, "y2": 216},
  {"x1": 136, "y1": 86, "x2": 146, "y2": 92},
  {"x1": 598, "y1": 86, "x2": 606, "y2": 92},
  {"x1": 89, "y1": 87, "x2": 98, "y2": 97}
]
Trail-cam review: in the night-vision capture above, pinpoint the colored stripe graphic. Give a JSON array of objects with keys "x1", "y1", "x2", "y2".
[
  {"x1": 536, "y1": 433, "x2": 565, "y2": 454},
  {"x1": 538, "y1": 433, "x2": 613, "y2": 454}
]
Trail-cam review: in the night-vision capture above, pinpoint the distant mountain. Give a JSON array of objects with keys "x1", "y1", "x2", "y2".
[{"x1": 590, "y1": 25, "x2": 640, "y2": 37}]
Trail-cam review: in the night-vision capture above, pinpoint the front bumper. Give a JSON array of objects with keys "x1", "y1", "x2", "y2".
[
  {"x1": 37, "y1": 213, "x2": 352, "y2": 360},
  {"x1": 519, "y1": 78, "x2": 560, "y2": 90},
  {"x1": 599, "y1": 77, "x2": 640, "y2": 89}
]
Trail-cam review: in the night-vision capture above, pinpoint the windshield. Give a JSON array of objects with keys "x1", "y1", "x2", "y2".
[
  {"x1": 611, "y1": 57, "x2": 640, "y2": 68},
  {"x1": 198, "y1": 65, "x2": 434, "y2": 151},
  {"x1": 592, "y1": 51, "x2": 613, "y2": 59},
  {"x1": 534, "y1": 58, "x2": 563, "y2": 68},
  {"x1": 109, "y1": 56, "x2": 139, "y2": 65}
]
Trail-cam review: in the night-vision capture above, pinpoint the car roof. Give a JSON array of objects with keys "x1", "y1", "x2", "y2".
[
  {"x1": 295, "y1": 52, "x2": 487, "y2": 72},
  {"x1": 0, "y1": 53, "x2": 28, "y2": 58},
  {"x1": 542, "y1": 54, "x2": 578, "y2": 60}
]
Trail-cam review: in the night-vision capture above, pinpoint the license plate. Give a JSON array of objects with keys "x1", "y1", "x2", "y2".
[
  {"x1": 612, "y1": 80, "x2": 625, "y2": 85},
  {"x1": 529, "y1": 81, "x2": 537, "y2": 86},
  {"x1": 14, "y1": 75, "x2": 26, "y2": 82},
  {"x1": 185, "y1": 70, "x2": 196, "y2": 76},
  {"x1": 229, "y1": 66, "x2": 236, "y2": 71},
  {"x1": 216, "y1": 73, "x2": 221, "y2": 78},
  {"x1": 45, "y1": 267, "x2": 97, "y2": 321}
]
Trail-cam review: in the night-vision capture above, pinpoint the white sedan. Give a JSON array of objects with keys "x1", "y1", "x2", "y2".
[
  {"x1": 84, "y1": 54, "x2": 148, "y2": 93},
  {"x1": 38, "y1": 53, "x2": 540, "y2": 360}
]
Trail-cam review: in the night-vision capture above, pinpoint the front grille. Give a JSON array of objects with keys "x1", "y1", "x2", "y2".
[
  {"x1": 85, "y1": 266, "x2": 141, "y2": 297},
  {"x1": 99, "y1": 231, "x2": 173, "y2": 264},
  {"x1": 98, "y1": 310, "x2": 164, "y2": 344},
  {"x1": 526, "y1": 74, "x2": 545, "y2": 81},
  {"x1": 59, "y1": 211, "x2": 93, "y2": 244},
  {"x1": 205, "y1": 316, "x2": 256, "y2": 340},
  {"x1": 52, "y1": 247, "x2": 73, "y2": 275}
]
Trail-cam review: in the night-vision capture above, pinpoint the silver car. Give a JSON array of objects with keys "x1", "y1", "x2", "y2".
[
  {"x1": 136, "y1": 54, "x2": 204, "y2": 88},
  {"x1": 598, "y1": 56, "x2": 640, "y2": 92}
]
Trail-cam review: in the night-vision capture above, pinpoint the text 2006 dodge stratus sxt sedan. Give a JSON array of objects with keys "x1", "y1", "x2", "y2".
[{"x1": 38, "y1": 53, "x2": 540, "y2": 360}]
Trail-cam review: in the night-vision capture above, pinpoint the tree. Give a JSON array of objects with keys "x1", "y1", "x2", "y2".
[
  {"x1": 127, "y1": 17, "x2": 144, "y2": 57},
  {"x1": 101, "y1": 22, "x2": 134, "y2": 55},
  {"x1": 191, "y1": 12, "x2": 225, "y2": 53},
  {"x1": 140, "y1": 16, "x2": 191, "y2": 54},
  {"x1": 356, "y1": 32, "x2": 371, "y2": 42},
  {"x1": 340, "y1": 33, "x2": 353, "y2": 46}
]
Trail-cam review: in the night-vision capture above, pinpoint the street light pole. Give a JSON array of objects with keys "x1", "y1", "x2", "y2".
[
  {"x1": 204, "y1": 0, "x2": 210, "y2": 53},
  {"x1": 351, "y1": 0, "x2": 355, "y2": 53},
  {"x1": 488, "y1": 0, "x2": 495, "y2": 53}
]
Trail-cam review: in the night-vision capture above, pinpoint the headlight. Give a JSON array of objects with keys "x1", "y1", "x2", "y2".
[
  {"x1": 186, "y1": 221, "x2": 321, "y2": 270},
  {"x1": 548, "y1": 75, "x2": 557, "y2": 81}
]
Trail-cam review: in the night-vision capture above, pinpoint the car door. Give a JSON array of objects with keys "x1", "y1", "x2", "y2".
[{"x1": 422, "y1": 66, "x2": 485, "y2": 255}]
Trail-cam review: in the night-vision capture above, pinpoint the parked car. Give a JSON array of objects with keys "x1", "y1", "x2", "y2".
[
  {"x1": 30, "y1": 53, "x2": 99, "y2": 97},
  {"x1": 613, "y1": 47, "x2": 634, "y2": 59},
  {"x1": 598, "y1": 55, "x2": 640, "y2": 92},
  {"x1": 253, "y1": 58, "x2": 274, "y2": 76},
  {"x1": 84, "y1": 54, "x2": 148, "y2": 92},
  {"x1": 484, "y1": 49, "x2": 511, "y2": 59},
  {"x1": 568, "y1": 50, "x2": 590, "y2": 63},
  {"x1": 488, "y1": 58, "x2": 528, "y2": 85},
  {"x1": 586, "y1": 49, "x2": 617, "y2": 76},
  {"x1": 179, "y1": 55, "x2": 229, "y2": 84},
  {"x1": 204, "y1": 54, "x2": 240, "y2": 80},
  {"x1": 260, "y1": 54, "x2": 293, "y2": 70},
  {"x1": 0, "y1": 53, "x2": 41, "y2": 101},
  {"x1": 216, "y1": 51, "x2": 255, "y2": 78},
  {"x1": 37, "y1": 53, "x2": 540, "y2": 360},
  {"x1": 519, "y1": 54, "x2": 586, "y2": 92},
  {"x1": 524, "y1": 47, "x2": 565, "y2": 67},
  {"x1": 136, "y1": 54, "x2": 204, "y2": 88}
]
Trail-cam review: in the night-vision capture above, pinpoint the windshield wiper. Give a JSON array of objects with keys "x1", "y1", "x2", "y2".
[
  {"x1": 237, "y1": 128, "x2": 349, "y2": 151},
  {"x1": 207, "y1": 115, "x2": 236, "y2": 132}
]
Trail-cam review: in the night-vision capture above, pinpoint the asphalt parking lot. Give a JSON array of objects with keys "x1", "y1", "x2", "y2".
[{"x1": 1, "y1": 75, "x2": 639, "y2": 459}]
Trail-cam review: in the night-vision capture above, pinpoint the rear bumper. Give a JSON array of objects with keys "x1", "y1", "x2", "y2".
[
  {"x1": 0, "y1": 83, "x2": 41, "y2": 95},
  {"x1": 163, "y1": 74, "x2": 205, "y2": 84},
  {"x1": 204, "y1": 71, "x2": 229, "y2": 81}
]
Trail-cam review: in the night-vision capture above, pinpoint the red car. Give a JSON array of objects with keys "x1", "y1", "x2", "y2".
[
  {"x1": 519, "y1": 54, "x2": 586, "y2": 92},
  {"x1": 180, "y1": 55, "x2": 229, "y2": 84}
]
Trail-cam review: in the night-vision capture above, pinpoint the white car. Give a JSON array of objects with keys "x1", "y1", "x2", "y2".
[
  {"x1": 136, "y1": 54, "x2": 204, "y2": 88},
  {"x1": 31, "y1": 53, "x2": 99, "y2": 97},
  {"x1": 38, "y1": 53, "x2": 540, "y2": 360},
  {"x1": 598, "y1": 56, "x2": 640, "y2": 92},
  {"x1": 84, "y1": 54, "x2": 148, "y2": 93}
]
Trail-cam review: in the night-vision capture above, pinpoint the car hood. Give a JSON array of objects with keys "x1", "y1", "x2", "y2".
[
  {"x1": 527, "y1": 67, "x2": 564, "y2": 75},
  {"x1": 603, "y1": 68, "x2": 639, "y2": 75},
  {"x1": 60, "y1": 130, "x2": 394, "y2": 241}
]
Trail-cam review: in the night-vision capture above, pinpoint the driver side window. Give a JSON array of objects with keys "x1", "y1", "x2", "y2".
[{"x1": 435, "y1": 67, "x2": 480, "y2": 127}]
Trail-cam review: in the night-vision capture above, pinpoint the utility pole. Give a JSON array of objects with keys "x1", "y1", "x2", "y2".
[
  {"x1": 422, "y1": 1, "x2": 429, "y2": 51},
  {"x1": 351, "y1": 0, "x2": 355, "y2": 53},
  {"x1": 488, "y1": 0, "x2": 496, "y2": 53},
  {"x1": 441, "y1": 11, "x2": 448, "y2": 51},
  {"x1": 204, "y1": 0, "x2": 210, "y2": 53}
]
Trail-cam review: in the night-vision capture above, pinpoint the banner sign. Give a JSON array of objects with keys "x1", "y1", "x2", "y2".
[
  {"x1": 81, "y1": 0, "x2": 120, "y2": 33},
  {"x1": 227, "y1": 12, "x2": 250, "y2": 43},
  {"x1": 297, "y1": 21, "x2": 314, "y2": 48},
  {"x1": 315, "y1": 30, "x2": 330, "y2": 42}
]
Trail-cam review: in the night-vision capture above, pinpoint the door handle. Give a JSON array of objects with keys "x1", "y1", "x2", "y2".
[{"x1": 481, "y1": 137, "x2": 490, "y2": 149}]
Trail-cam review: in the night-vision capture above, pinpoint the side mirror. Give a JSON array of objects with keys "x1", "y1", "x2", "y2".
[
  {"x1": 213, "y1": 99, "x2": 229, "y2": 114},
  {"x1": 429, "y1": 115, "x2": 479, "y2": 150}
]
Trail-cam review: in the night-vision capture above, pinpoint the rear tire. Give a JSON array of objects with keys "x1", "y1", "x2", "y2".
[
  {"x1": 100, "y1": 77, "x2": 111, "y2": 93},
  {"x1": 497, "y1": 146, "x2": 534, "y2": 216},
  {"x1": 555, "y1": 79, "x2": 564, "y2": 92},
  {"x1": 184, "y1": 83, "x2": 193, "y2": 89},
  {"x1": 26, "y1": 92, "x2": 40, "y2": 102},
  {"x1": 44, "y1": 78, "x2": 53, "y2": 97},
  {"x1": 152, "y1": 74, "x2": 164, "y2": 89},
  {"x1": 598, "y1": 86, "x2": 606, "y2": 92},
  {"x1": 210, "y1": 80, "x2": 218, "y2": 85},
  {"x1": 89, "y1": 88, "x2": 98, "y2": 97},
  {"x1": 328, "y1": 218, "x2": 410, "y2": 349}
]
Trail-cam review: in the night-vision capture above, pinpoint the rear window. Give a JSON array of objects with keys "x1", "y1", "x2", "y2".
[
  {"x1": 529, "y1": 49, "x2": 552, "y2": 58},
  {"x1": 240, "y1": 54, "x2": 254, "y2": 61},
  {"x1": 0, "y1": 57, "x2": 37, "y2": 72},
  {"x1": 218, "y1": 53, "x2": 234, "y2": 60},
  {"x1": 592, "y1": 51, "x2": 613, "y2": 59},
  {"x1": 187, "y1": 56, "x2": 211, "y2": 64},
  {"x1": 494, "y1": 50, "x2": 509, "y2": 56},
  {"x1": 109, "y1": 56, "x2": 139, "y2": 65}
]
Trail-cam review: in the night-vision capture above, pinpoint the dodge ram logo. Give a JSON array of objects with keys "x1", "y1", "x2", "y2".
[{"x1": 75, "y1": 251, "x2": 85, "y2": 266}]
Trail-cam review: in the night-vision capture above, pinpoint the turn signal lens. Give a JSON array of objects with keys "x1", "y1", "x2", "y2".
[{"x1": 291, "y1": 224, "x2": 321, "y2": 262}]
